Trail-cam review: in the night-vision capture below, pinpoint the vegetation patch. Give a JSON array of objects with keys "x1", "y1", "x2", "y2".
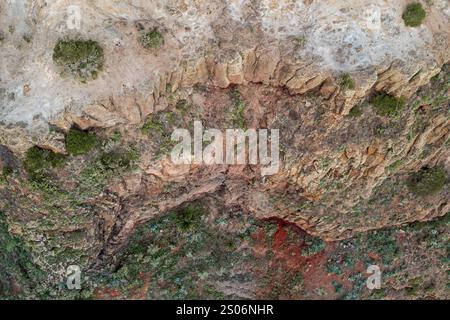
[
  {"x1": 349, "y1": 104, "x2": 363, "y2": 117},
  {"x1": 366, "y1": 230, "x2": 398, "y2": 265},
  {"x1": 106, "y1": 202, "x2": 246, "y2": 299},
  {"x1": 371, "y1": 94, "x2": 406, "y2": 117},
  {"x1": 141, "y1": 115, "x2": 165, "y2": 136},
  {"x1": 53, "y1": 39, "x2": 104, "y2": 81},
  {"x1": 302, "y1": 237, "x2": 326, "y2": 257},
  {"x1": 141, "y1": 112, "x2": 178, "y2": 158},
  {"x1": 340, "y1": 73, "x2": 355, "y2": 91},
  {"x1": 387, "y1": 159, "x2": 403, "y2": 173},
  {"x1": 78, "y1": 146, "x2": 139, "y2": 198},
  {"x1": 402, "y1": 3, "x2": 426, "y2": 27},
  {"x1": 139, "y1": 28, "x2": 164, "y2": 49},
  {"x1": 65, "y1": 128, "x2": 98, "y2": 156},
  {"x1": 407, "y1": 166, "x2": 447, "y2": 196},
  {"x1": 92, "y1": 205, "x2": 318, "y2": 299},
  {"x1": 230, "y1": 89, "x2": 246, "y2": 128},
  {"x1": 0, "y1": 211, "x2": 44, "y2": 298},
  {"x1": 173, "y1": 203, "x2": 204, "y2": 232},
  {"x1": 295, "y1": 36, "x2": 307, "y2": 47},
  {"x1": 24, "y1": 147, "x2": 65, "y2": 181},
  {"x1": 0, "y1": 166, "x2": 13, "y2": 183},
  {"x1": 99, "y1": 149, "x2": 138, "y2": 171},
  {"x1": 175, "y1": 99, "x2": 191, "y2": 113}
]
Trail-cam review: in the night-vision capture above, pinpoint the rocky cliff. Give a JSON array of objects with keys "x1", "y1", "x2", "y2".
[{"x1": 0, "y1": 0, "x2": 449, "y2": 299}]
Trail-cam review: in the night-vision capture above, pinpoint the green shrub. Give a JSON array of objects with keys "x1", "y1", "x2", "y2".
[
  {"x1": 24, "y1": 147, "x2": 65, "y2": 181},
  {"x1": 407, "y1": 166, "x2": 447, "y2": 196},
  {"x1": 402, "y1": 3, "x2": 426, "y2": 27},
  {"x1": 340, "y1": 73, "x2": 355, "y2": 90},
  {"x1": 141, "y1": 112, "x2": 178, "y2": 157},
  {"x1": 366, "y1": 230, "x2": 398, "y2": 264},
  {"x1": 23, "y1": 148, "x2": 46, "y2": 180},
  {"x1": 141, "y1": 115, "x2": 165, "y2": 136},
  {"x1": 65, "y1": 128, "x2": 98, "y2": 156},
  {"x1": 139, "y1": 29, "x2": 164, "y2": 49},
  {"x1": 173, "y1": 203, "x2": 204, "y2": 232},
  {"x1": 372, "y1": 94, "x2": 406, "y2": 117},
  {"x1": 326, "y1": 260, "x2": 343, "y2": 275},
  {"x1": 302, "y1": 237, "x2": 326, "y2": 257},
  {"x1": 99, "y1": 147, "x2": 139, "y2": 171},
  {"x1": 349, "y1": 104, "x2": 363, "y2": 117},
  {"x1": 53, "y1": 39, "x2": 104, "y2": 81}
]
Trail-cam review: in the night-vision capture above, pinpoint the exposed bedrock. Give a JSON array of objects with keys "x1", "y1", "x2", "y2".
[{"x1": 0, "y1": 0, "x2": 449, "y2": 272}]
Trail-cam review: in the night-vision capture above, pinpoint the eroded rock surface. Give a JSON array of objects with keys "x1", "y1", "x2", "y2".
[{"x1": 0, "y1": 1, "x2": 449, "y2": 299}]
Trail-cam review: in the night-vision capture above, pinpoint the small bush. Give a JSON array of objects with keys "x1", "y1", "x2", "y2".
[
  {"x1": 99, "y1": 148, "x2": 139, "y2": 171},
  {"x1": 141, "y1": 115, "x2": 165, "y2": 136},
  {"x1": 173, "y1": 203, "x2": 204, "y2": 232},
  {"x1": 366, "y1": 230, "x2": 398, "y2": 264},
  {"x1": 141, "y1": 112, "x2": 178, "y2": 157},
  {"x1": 24, "y1": 148, "x2": 46, "y2": 180},
  {"x1": 53, "y1": 39, "x2": 104, "y2": 81},
  {"x1": 349, "y1": 104, "x2": 363, "y2": 117},
  {"x1": 65, "y1": 128, "x2": 98, "y2": 156},
  {"x1": 24, "y1": 147, "x2": 65, "y2": 181},
  {"x1": 140, "y1": 29, "x2": 164, "y2": 49},
  {"x1": 402, "y1": 3, "x2": 426, "y2": 27},
  {"x1": 407, "y1": 166, "x2": 447, "y2": 196},
  {"x1": 302, "y1": 237, "x2": 326, "y2": 257},
  {"x1": 372, "y1": 94, "x2": 406, "y2": 117},
  {"x1": 340, "y1": 73, "x2": 355, "y2": 90}
]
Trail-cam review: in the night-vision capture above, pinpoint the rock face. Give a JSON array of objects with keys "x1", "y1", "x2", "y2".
[
  {"x1": 0, "y1": 1, "x2": 449, "y2": 299},
  {"x1": 1, "y1": 0, "x2": 449, "y2": 132}
]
